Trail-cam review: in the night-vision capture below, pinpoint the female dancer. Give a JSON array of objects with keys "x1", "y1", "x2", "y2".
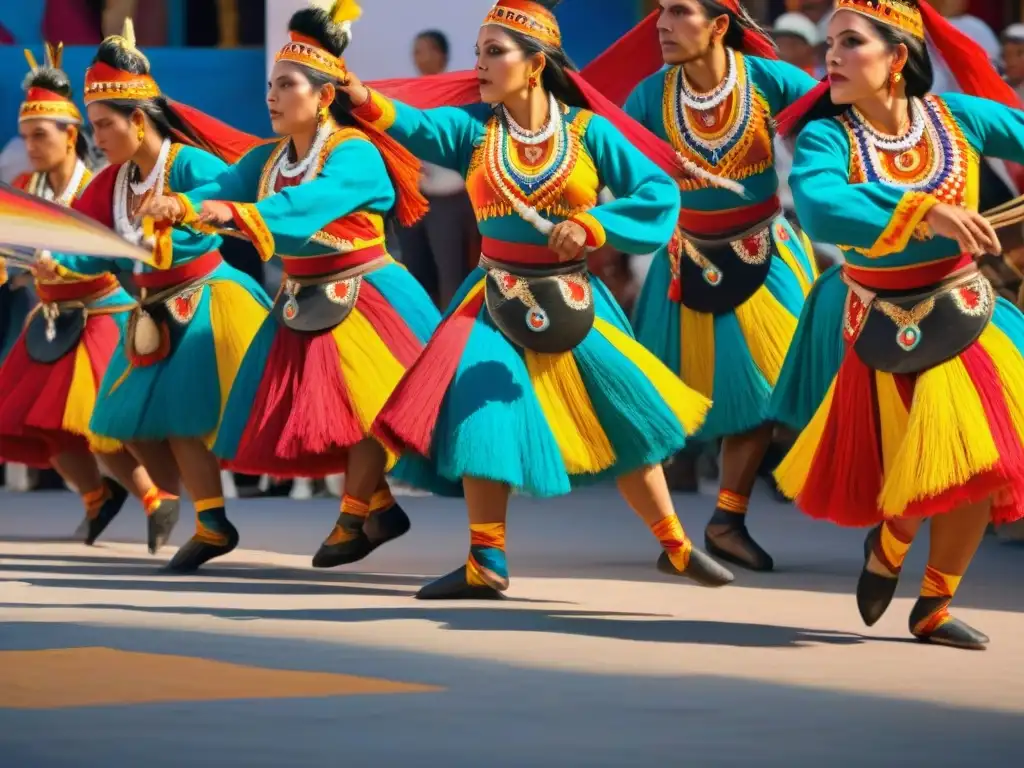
[
  {"x1": 772, "y1": 0, "x2": 1024, "y2": 649},
  {"x1": 613, "y1": 0, "x2": 819, "y2": 572},
  {"x1": 40, "y1": 21, "x2": 271, "y2": 572},
  {"x1": 341, "y1": 0, "x2": 734, "y2": 599},
  {"x1": 0, "y1": 43, "x2": 180, "y2": 551},
  {"x1": 141, "y1": 1, "x2": 441, "y2": 568}
]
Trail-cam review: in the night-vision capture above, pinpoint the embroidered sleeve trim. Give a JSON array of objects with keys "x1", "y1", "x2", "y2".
[
  {"x1": 855, "y1": 191, "x2": 939, "y2": 258},
  {"x1": 162, "y1": 144, "x2": 185, "y2": 195},
  {"x1": 571, "y1": 211, "x2": 607, "y2": 249},
  {"x1": 174, "y1": 193, "x2": 200, "y2": 225},
  {"x1": 140, "y1": 217, "x2": 174, "y2": 269},
  {"x1": 351, "y1": 90, "x2": 396, "y2": 130},
  {"x1": 173, "y1": 193, "x2": 219, "y2": 236},
  {"x1": 229, "y1": 202, "x2": 275, "y2": 261}
]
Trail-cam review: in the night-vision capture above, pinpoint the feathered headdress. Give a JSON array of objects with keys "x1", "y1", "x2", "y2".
[
  {"x1": 84, "y1": 18, "x2": 159, "y2": 104},
  {"x1": 19, "y1": 41, "x2": 81, "y2": 125}
]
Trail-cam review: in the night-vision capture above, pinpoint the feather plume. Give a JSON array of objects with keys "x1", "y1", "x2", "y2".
[
  {"x1": 23, "y1": 49, "x2": 39, "y2": 73},
  {"x1": 45, "y1": 42, "x2": 64, "y2": 69},
  {"x1": 122, "y1": 17, "x2": 137, "y2": 49},
  {"x1": 330, "y1": 0, "x2": 362, "y2": 24}
]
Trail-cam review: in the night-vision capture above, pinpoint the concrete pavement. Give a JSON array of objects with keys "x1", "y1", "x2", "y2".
[{"x1": 2, "y1": 485, "x2": 1024, "y2": 766}]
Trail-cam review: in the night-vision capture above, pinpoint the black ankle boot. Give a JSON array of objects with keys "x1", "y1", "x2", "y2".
[
  {"x1": 416, "y1": 565, "x2": 506, "y2": 600},
  {"x1": 910, "y1": 597, "x2": 989, "y2": 650},
  {"x1": 312, "y1": 502, "x2": 411, "y2": 568},
  {"x1": 656, "y1": 547, "x2": 734, "y2": 586},
  {"x1": 856, "y1": 525, "x2": 900, "y2": 627},
  {"x1": 417, "y1": 546, "x2": 509, "y2": 600},
  {"x1": 704, "y1": 509, "x2": 774, "y2": 572},
  {"x1": 84, "y1": 480, "x2": 129, "y2": 546},
  {"x1": 147, "y1": 498, "x2": 181, "y2": 555},
  {"x1": 166, "y1": 510, "x2": 239, "y2": 573}
]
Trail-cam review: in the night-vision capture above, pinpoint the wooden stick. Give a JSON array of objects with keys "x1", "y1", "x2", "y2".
[{"x1": 983, "y1": 194, "x2": 1024, "y2": 219}]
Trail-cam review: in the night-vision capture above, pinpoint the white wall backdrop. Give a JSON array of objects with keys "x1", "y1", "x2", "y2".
[{"x1": 265, "y1": 0, "x2": 493, "y2": 81}]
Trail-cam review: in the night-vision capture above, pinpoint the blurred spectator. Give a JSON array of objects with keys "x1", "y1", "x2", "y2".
[
  {"x1": 930, "y1": 0, "x2": 1000, "y2": 61},
  {"x1": 786, "y1": 0, "x2": 833, "y2": 41},
  {"x1": 0, "y1": 137, "x2": 30, "y2": 185},
  {"x1": 929, "y1": 0, "x2": 1000, "y2": 94},
  {"x1": 1002, "y1": 24, "x2": 1024, "y2": 102},
  {"x1": 395, "y1": 30, "x2": 479, "y2": 309},
  {"x1": 772, "y1": 12, "x2": 823, "y2": 77},
  {"x1": 414, "y1": 28, "x2": 450, "y2": 76}
]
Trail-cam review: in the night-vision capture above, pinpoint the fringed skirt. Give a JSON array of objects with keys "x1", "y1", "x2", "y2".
[
  {"x1": 90, "y1": 260, "x2": 271, "y2": 446},
  {"x1": 632, "y1": 216, "x2": 816, "y2": 440},
  {"x1": 0, "y1": 309, "x2": 124, "y2": 467},
  {"x1": 375, "y1": 266, "x2": 712, "y2": 498},
  {"x1": 212, "y1": 261, "x2": 441, "y2": 477},
  {"x1": 774, "y1": 267, "x2": 1024, "y2": 526}
]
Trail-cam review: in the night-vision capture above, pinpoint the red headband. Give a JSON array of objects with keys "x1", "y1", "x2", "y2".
[{"x1": 20, "y1": 86, "x2": 82, "y2": 124}]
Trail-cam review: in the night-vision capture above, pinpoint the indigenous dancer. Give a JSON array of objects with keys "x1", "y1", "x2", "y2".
[
  {"x1": 40, "y1": 21, "x2": 271, "y2": 571},
  {"x1": 0, "y1": 42, "x2": 180, "y2": 551},
  {"x1": 344, "y1": 0, "x2": 735, "y2": 599},
  {"x1": 772, "y1": 0, "x2": 1024, "y2": 649},
  {"x1": 618, "y1": 0, "x2": 818, "y2": 572},
  {"x1": 141, "y1": 0, "x2": 441, "y2": 568}
]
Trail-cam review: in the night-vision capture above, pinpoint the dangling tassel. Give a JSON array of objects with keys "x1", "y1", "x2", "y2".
[
  {"x1": 667, "y1": 232, "x2": 683, "y2": 303},
  {"x1": 675, "y1": 153, "x2": 750, "y2": 197},
  {"x1": 352, "y1": 119, "x2": 429, "y2": 227}
]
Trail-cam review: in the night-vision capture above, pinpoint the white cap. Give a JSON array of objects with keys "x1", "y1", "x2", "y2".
[
  {"x1": 772, "y1": 12, "x2": 821, "y2": 47},
  {"x1": 1003, "y1": 23, "x2": 1024, "y2": 43}
]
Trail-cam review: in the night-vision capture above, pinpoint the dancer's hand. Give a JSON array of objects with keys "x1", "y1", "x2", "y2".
[
  {"x1": 136, "y1": 195, "x2": 184, "y2": 224},
  {"x1": 548, "y1": 220, "x2": 587, "y2": 262},
  {"x1": 32, "y1": 256, "x2": 59, "y2": 281},
  {"x1": 924, "y1": 203, "x2": 1001, "y2": 256},
  {"x1": 198, "y1": 201, "x2": 234, "y2": 226},
  {"x1": 338, "y1": 71, "x2": 370, "y2": 108}
]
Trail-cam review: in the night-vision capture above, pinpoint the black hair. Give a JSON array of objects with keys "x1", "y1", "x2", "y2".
[
  {"x1": 22, "y1": 67, "x2": 90, "y2": 161},
  {"x1": 486, "y1": 1, "x2": 586, "y2": 107},
  {"x1": 417, "y1": 29, "x2": 450, "y2": 59},
  {"x1": 700, "y1": 0, "x2": 778, "y2": 56},
  {"x1": 790, "y1": 15, "x2": 933, "y2": 134},
  {"x1": 89, "y1": 37, "x2": 207, "y2": 148},
  {"x1": 285, "y1": 7, "x2": 360, "y2": 130}
]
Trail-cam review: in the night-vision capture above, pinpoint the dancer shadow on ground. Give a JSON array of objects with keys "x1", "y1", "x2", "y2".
[
  {"x1": 0, "y1": 552, "x2": 426, "y2": 587},
  {"x1": 0, "y1": 595, "x2": 880, "y2": 649}
]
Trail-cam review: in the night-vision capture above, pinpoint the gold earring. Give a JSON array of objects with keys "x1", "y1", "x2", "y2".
[
  {"x1": 137, "y1": 122, "x2": 145, "y2": 143},
  {"x1": 528, "y1": 75, "x2": 538, "y2": 90}
]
